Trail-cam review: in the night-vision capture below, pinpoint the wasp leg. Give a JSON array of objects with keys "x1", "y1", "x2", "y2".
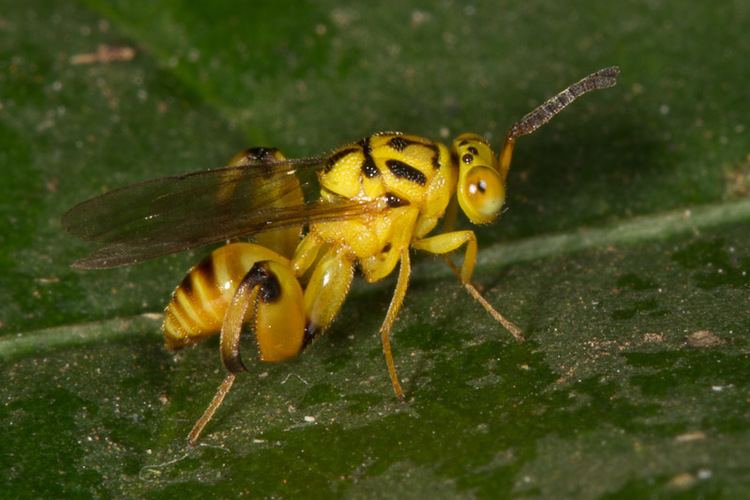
[
  {"x1": 379, "y1": 247, "x2": 411, "y2": 400},
  {"x1": 219, "y1": 265, "x2": 266, "y2": 374},
  {"x1": 441, "y1": 195, "x2": 459, "y2": 234},
  {"x1": 292, "y1": 232, "x2": 324, "y2": 278},
  {"x1": 187, "y1": 267, "x2": 261, "y2": 446},
  {"x1": 302, "y1": 246, "x2": 355, "y2": 346},
  {"x1": 361, "y1": 207, "x2": 419, "y2": 284},
  {"x1": 412, "y1": 231, "x2": 523, "y2": 342},
  {"x1": 413, "y1": 230, "x2": 477, "y2": 283},
  {"x1": 188, "y1": 261, "x2": 305, "y2": 445},
  {"x1": 187, "y1": 373, "x2": 236, "y2": 447}
]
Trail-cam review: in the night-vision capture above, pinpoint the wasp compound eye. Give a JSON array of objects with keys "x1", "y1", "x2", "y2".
[{"x1": 459, "y1": 165, "x2": 505, "y2": 224}]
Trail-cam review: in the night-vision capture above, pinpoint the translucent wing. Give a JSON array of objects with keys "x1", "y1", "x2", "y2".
[{"x1": 62, "y1": 157, "x2": 381, "y2": 269}]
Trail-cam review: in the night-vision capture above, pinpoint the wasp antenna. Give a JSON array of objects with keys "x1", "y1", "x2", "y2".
[
  {"x1": 507, "y1": 66, "x2": 620, "y2": 140},
  {"x1": 496, "y1": 66, "x2": 619, "y2": 182}
]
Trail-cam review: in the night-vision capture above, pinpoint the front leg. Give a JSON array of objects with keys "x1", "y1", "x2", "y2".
[
  {"x1": 412, "y1": 230, "x2": 477, "y2": 283},
  {"x1": 413, "y1": 230, "x2": 523, "y2": 342}
]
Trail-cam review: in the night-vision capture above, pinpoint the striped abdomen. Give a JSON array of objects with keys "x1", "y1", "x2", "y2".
[{"x1": 162, "y1": 243, "x2": 292, "y2": 351}]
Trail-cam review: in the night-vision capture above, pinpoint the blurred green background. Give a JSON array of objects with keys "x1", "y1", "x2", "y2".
[{"x1": 1, "y1": 1, "x2": 748, "y2": 497}]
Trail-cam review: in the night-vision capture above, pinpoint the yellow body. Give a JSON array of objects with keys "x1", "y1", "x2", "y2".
[
  {"x1": 63, "y1": 67, "x2": 618, "y2": 443},
  {"x1": 164, "y1": 132, "x2": 492, "y2": 356},
  {"x1": 162, "y1": 130, "x2": 518, "y2": 439}
]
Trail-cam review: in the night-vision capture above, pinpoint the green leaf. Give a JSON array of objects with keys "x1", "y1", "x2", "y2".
[{"x1": 2, "y1": 0, "x2": 749, "y2": 497}]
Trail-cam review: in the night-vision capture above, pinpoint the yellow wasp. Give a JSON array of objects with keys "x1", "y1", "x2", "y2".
[{"x1": 63, "y1": 67, "x2": 619, "y2": 444}]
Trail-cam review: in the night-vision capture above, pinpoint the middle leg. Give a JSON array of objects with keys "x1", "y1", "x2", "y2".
[{"x1": 379, "y1": 246, "x2": 411, "y2": 400}]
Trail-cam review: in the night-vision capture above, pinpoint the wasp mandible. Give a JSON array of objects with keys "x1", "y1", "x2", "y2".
[{"x1": 63, "y1": 67, "x2": 619, "y2": 444}]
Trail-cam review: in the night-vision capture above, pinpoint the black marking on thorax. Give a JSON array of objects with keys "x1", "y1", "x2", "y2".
[
  {"x1": 385, "y1": 192, "x2": 409, "y2": 207},
  {"x1": 387, "y1": 136, "x2": 441, "y2": 170},
  {"x1": 427, "y1": 143, "x2": 441, "y2": 169},
  {"x1": 388, "y1": 136, "x2": 409, "y2": 151},
  {"x1": 325, "y1": 147, "x2": 358, "y2": 173},
  {"x1": 386, "y1": 159, "x2": 427, "y2": 185},
  {"x1": 358, "y1": 137, "x2": 380, "y2": 178}
]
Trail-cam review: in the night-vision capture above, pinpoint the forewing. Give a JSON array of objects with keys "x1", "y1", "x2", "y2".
[{"x1": 62, "y1": 157, "x2": 380, "y2": 268}]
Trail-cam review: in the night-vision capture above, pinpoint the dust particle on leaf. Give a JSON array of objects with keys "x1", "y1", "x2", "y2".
[
  {"x1": 643, "y1": 332, "x2": 665, "y2": 343},
  {"x1": 667, "y1": 472, "x2": 697, "y2": 490},
  {"x1": 685, "y1": 330, "x2": 725, "y2": 348},
  {"x1": 674, "y1": 430, "x2": 706, "y2": 443}
]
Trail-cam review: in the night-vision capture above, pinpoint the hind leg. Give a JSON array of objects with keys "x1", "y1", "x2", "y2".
[
  {"x1": 188, "y1": 259, "x2": 305, "y2": 445},
  {"x1": 378, "y1": 247, "x2": 412, "y2": 400}
]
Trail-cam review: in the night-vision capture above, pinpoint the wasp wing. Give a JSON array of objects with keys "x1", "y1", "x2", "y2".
[{"x1": 62, "y1": 157, "x2": 381, "y2": 269}]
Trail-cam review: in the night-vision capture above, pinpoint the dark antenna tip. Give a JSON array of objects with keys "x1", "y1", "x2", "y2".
[{"x1": 507, "y1": 66, "x2": 620, "y2": 140}]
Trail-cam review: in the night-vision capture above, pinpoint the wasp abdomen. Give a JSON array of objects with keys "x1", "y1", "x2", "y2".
[{"x1": 162, "y1": 243, "x2": 294, "y2": 351}]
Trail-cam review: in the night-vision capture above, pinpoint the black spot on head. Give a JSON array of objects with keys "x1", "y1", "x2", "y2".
[
  {"x1": 468, "y1": 146, "x2": 478, "y2": 155},
  {"x1": 386, "y1": 160, "x2": 427, "y2": 185},
  {"x1": 382, "y1": 243, "x2": 392, "y2": 253},
  {"x1": 462, "y1": 153, "x2": 474, "y2": 164}
]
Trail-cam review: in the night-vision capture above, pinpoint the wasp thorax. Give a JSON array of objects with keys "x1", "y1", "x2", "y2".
[{"x1": 453, "y1": 134, "x2": 505, "y2": 224}]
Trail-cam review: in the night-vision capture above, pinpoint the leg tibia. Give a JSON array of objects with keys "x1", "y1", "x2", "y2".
[{"x1": 380, "y1": 248, "x2": 411, "y2": 400}]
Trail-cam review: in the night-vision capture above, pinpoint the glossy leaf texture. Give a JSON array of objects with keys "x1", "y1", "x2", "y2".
[{"x1": 1, "y1": 1, "x2": 749, "y2": 497}]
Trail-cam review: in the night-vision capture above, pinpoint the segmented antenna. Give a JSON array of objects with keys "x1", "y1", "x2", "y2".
[
  {"x1": 507, "y1": 66, "x2": 620, "y2": 139},
  {"x1": 496, "y1": 66, "x2": 619, "y2": 181}
]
